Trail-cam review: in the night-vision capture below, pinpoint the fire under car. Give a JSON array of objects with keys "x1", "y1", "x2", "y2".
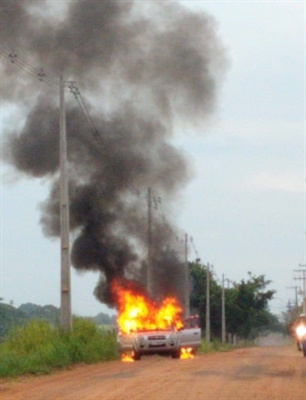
[{"x1": 117, "y1": 316, "x2": 201, "y2": 360}]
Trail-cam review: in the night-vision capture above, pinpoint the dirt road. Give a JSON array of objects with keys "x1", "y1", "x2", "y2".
[{"x1": 1, "y1": 346, "x2": 305, "y2": 400}]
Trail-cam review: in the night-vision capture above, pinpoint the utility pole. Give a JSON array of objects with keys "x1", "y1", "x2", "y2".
[
  {"x1": 184, "y1": 233, "x2": 190, "y2": 318},
  {"x1": 286, "y1": 286, "x2": 299, "y2": 316},
  {"x1": 221, "y1": 274, "x2": 226, "y2": 344},
  {"x1": 206, "y1": 263, "x2": 210, "y2": 342},
  {"x1": 59, "y1": 74, "x2": 72, "y2": 331},
  {"x1": 295, "y1": 266, "x2": 306, "y2": 314},
  {"x1": 225, "y1": 278, "x2": 231, "y2": 289},
  {"x1": 147, "y1": 187, "x2": 153, "y2": 296}
]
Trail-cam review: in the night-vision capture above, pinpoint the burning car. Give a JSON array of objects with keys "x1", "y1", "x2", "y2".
[
  {"x1": 117, "y1": 316, "x2": 201, "y2": 361},
  {"x1": 113, "y1": 281, "x2": 201, "y2": 361},
  {"x1": 117, "y1": 325, "x2": 180, "y2": 360}
]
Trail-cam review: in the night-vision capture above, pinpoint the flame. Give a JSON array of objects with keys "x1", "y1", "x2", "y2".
[
  {"x1": 180, "y1": 347, "x2": 194, "y2": 359},
  {"x1": 121, "y1": 352, "x2": 135, "y2": 362},
  {"x1": 113, "y1": 280, "x2": 183, "y2": 334}
]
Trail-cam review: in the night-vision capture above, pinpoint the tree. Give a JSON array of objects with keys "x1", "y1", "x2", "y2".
[
  {"x1": 190, "y1": 264, "x2": 280, "y2": 340},
  {"x1": 226, "y1": 273, "x2": 276, "y2": 338},
  {"x1": 189, "y1": 261, "x2": 221, "y2": 337}
]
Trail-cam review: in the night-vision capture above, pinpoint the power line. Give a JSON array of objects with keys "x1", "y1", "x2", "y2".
[
  {"x1": 1, "y1": 44, "x2": 141, "y2": 197},
  {"x1": 151, "y1": 193, "x2": 201, "y2": 261},
  {"x1": 0, "y1": 43, "x2": 58, "y2": 88},
  {"x1": 153, "y1": 194, "x2": 183, "y2": 242},
  {"x1": 67, "y1": 81, "x2": 141, "y2": 197},
  {"x1": 1, "y1": 41, "x2": 201, "y2": 255},
  {"x1": 190, "y1": 236, "x2": 200, "y2": 260}
]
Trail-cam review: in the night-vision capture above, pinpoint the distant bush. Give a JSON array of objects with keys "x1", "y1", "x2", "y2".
[
  {"x1": 0, "y1": 318, "x2": 118, "y2": 377},
  {"x1": 0, "y1": 303, "x2": 28, "y2": 340}
]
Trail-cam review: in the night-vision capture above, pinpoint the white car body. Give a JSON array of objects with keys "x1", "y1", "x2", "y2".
[{"x1": 117, "y1": 317, "x2": 201, "y2": 360}]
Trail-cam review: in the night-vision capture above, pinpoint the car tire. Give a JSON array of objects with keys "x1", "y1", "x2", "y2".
[
  {"x1": 171, "y1": 350, "x2": 180, "y2": 359},
  {"x1": 302, "y1": 342, "x2": 306, "y2": 357},
  {"x1": 133, "y1": 351, "x2": 141, "y2": 361}
]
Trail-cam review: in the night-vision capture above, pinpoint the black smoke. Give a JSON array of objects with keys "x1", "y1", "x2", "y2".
[{"x1": 1, "y1": 0, "x2": 227, "y2": 307}]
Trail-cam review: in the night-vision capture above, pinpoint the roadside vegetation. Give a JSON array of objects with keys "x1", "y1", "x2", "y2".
[
  {"x1": 189, "y1": 261, "x2": 285, "y2": 340},
  {"x1": 199, "y1": 336, "x2": 259, "y2": 354},
  {"x1": 0, "y1": 261, "x2": 287, "y2": 378},
  {"x1": 199, "y1": 339, "x2": 233, "y2": 354},
  {"x1": 0, "y1": 318, "x2": 118, "y2": 378},
  {"x1": 0, "y1": 316, "x2": 280, "y2": 378},
  {"x1": 0, "y1": 301, "x2": 116, "y2": 341}
]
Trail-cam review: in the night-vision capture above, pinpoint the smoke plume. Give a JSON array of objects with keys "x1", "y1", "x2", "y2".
[{"x1": 1, "y1": 0, "x2": 227, "y2": 307}]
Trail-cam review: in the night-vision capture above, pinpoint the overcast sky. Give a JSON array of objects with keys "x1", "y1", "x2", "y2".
[{"x1": 1, "y1": 0, "x2": 305, "y2": 317}]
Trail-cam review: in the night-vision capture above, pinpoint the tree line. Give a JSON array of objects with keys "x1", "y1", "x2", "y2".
[{"x1": 189, "y1": 260, "x2": 284, "y2": 340}]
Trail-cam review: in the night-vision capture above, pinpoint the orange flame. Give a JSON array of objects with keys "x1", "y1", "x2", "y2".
[
  {"x1": 121, "y1": 352, "x2": 135, "y2": 362},
  {"x1": 180, "y1": 347, "x2": 194, "y2": 359},
  {"x1": 113, "y1": 280, "x2": 183, "y2": 334}
]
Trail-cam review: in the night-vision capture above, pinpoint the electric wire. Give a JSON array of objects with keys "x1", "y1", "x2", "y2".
[
  {"x1": 68, "y1": 81, "x2": 141, "y2": 197},
  {"x1": 0, "y1": 43, "x2": 141, "y2": 196},
  {"x1": 190, "y1": 236, "x2": 200, "y2": 260},
  {"x1": 1, "y1": 41, "x2": 201, "y2": 258},
  {"x1": 0, "y1": 43, "x2": 59, "y2": 88}
]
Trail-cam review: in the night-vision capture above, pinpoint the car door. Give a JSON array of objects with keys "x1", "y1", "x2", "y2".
[{"x1": 177, "y1": 327, "x2": 201, "y2": 348}]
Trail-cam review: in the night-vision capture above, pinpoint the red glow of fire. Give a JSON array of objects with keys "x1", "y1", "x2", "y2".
[{"x1": 113, "y1": 280, "x2": 184, "y2": 334}]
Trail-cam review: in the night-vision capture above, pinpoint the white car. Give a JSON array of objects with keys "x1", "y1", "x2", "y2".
[{"x1": 117, "y1": 316, "x2": 201, "y2": 360}]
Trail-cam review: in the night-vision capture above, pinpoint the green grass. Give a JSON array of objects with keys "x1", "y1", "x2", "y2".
[
  {"x1": 199, "y1": 339, "x2": 236, "y2": 354},
  {"x1": 0, "y1": 318, "x2": 118, "y2": 378}
]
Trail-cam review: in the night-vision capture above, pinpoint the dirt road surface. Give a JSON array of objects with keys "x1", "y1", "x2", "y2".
[{"x1": 1, "y1": 346, "x2": 305, "y2": 400}]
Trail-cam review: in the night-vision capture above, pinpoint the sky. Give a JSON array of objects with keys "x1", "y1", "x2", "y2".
[{"x1": 1, "y1": 0, "x2": 305, "y2": 318}]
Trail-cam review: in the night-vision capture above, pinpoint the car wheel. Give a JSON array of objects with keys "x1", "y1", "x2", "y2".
[
  {"x1": 171, "y1": 350, "x2": 180, "y2": 359},
  {"x1": 302, "y1": 342, "x2": 306, "y2": 357},
  {"x1": 133, "y1": 351, "x2": 141, "y2": 361}
]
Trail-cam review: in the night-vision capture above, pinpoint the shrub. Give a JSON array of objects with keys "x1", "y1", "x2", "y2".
[
  {"x1": 6, "y1": 320, "x2": 58, "y2": 354},
  {"x1": 0, "y1": 318, "x2": 118, "y2": 377}
]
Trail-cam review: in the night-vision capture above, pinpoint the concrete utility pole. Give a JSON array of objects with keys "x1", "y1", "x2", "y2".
[
  {"x1": 59, "y1": 74, "x2": 72, "y2": 331},
  {"x1": 286, "y1": 286, "x2": 299, "y2": 316},
  {"x1": 147, "y1": 187, "x2": 153, "y2": 296},
  {"x1": 221, "y1": 274, "x2": 226, "y2": 344},
  {"x1": 206, "y1": 263, "x2": 211, "y2": 342},
  {"x1": 225, "y1": 278, "x2": 231, "y2": 289},
  {"x1": 295, "y1": 266, "x2": 306, "y2": 314},
  {"x1": 184, "y1": 233, "x2": 190, "y2": 319}
]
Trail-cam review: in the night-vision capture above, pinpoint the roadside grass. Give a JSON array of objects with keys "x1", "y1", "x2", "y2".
[
  {"x1": 198, "y1": 337, "x2": 257, "y2": 354},
  {"x1": 199, "y1": 339, "x2": 233, "y2": 354},
  {"x1": 0, "y1": 319, "x2": 262, "y2": 377},
  {"x1": 0, "y1": 318, "x2": 118, "y2": 378}
]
